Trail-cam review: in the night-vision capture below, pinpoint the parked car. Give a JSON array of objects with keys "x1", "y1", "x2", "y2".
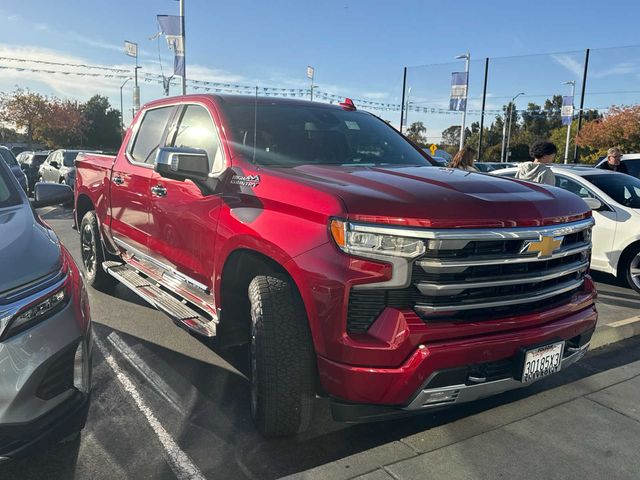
[
  {"x1": 493, "y1": 165, "x2": 640, "y2": 293},
  {"x1": 0, "y1": 146, "x2": 28, "y2": 193},
  {"x1": 75, "y1": 94, "x2": 596, "y2": 436},
  {"x1": 16, "y1": 150, "x2": 50, "y2": 195},
  {"x1": 475, "y1": 162, "x2": 517, "y2": 173},
  {"x1": 595, "y1": 153, "x2": 640, "y2": 178},
  {"x1": 38, "y1": 149, "x2": 84, "y2": 187},
  {"x1": 0, "y1": 160, "x2": 91, "y2": 460}
]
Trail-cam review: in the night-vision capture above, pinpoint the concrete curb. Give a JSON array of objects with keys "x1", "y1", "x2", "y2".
[{"x1": 591, "y1": 314, "x2": 640, "y2": 350}]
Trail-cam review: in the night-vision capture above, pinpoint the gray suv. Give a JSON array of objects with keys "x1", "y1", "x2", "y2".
[{"x1": 0, "y1": 158, "x2": 91, "y2": 460}]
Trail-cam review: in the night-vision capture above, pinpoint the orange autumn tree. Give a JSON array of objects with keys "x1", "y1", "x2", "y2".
[{"x1": 576, "y1": 105, "x2": 640, "y2": 162}]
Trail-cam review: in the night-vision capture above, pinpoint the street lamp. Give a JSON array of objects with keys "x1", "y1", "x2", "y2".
[
  {"x1": 501, "y1": 92, "x2": 525, "y2": 162},
  {"x1": 455, "y1": 53, "x2": 470, "y2": 150},
  {"x1": 119, "y1": 77, "x2": 131, "y2": 139},
  {"x1": 561, "y1": 80, "x2": 576, "y2": 164}
]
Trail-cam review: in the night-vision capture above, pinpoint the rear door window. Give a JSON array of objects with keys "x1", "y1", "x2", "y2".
[{"x1": 130, "y1": 106, "x2": 175, "y2": 164}]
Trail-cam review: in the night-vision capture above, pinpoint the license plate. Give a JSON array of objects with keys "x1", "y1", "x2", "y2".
[{"x1": 521, "y1": 342, "x2": 564, "y2": 383}]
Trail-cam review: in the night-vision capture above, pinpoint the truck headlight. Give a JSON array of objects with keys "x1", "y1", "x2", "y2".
[{"x1": 330, "y1": 219, "x2": 426, "y2": 258}]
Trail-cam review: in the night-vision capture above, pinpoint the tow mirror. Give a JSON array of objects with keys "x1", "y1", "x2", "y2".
[
  {"x1": 583, "y1": 197, "x2": 603, "y2": 211},
  {"x1": 154, "y1": 147, "x2": 210, "y2": 182},
  {"x1": 32, "y1": 183, "x2": 73, "y2": 208}
]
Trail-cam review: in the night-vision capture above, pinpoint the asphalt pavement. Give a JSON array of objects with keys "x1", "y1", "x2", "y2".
[{"x1": 1, "y1": 206, "x2": 640, "y2": 480}]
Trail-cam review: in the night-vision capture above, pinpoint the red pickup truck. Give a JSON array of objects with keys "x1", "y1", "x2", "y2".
[{"x1": 75, "y1": 94, "x2": 597, "y2": 436}]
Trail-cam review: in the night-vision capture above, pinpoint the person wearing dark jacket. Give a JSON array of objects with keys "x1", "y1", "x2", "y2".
[
  {"x1": 597, "y1": 147, "x2": 628, "y2": 174},
  {"x1": 515, "y1": 141, "x2": 557, "y2": 185}
]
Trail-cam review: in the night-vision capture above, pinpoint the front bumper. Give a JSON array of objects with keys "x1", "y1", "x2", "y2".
[
  {"x1": 320, "y1": 302, "x2": 596, "y2": 418},
  {"x1": 0, "y1": 392, "x2": 90, "y2": 460}
]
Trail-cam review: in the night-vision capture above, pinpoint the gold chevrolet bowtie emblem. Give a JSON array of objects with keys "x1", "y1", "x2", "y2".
[{"x1": 522, "y1": 235, "x2": 563, "y2": 258}]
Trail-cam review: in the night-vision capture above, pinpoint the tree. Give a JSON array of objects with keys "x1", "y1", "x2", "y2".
[
  {"x1": 406, "y1": 121, "x2": 427, "y2": 146},
  {"x1": 441, "y1": 125, "x2": 461, "y2": 146},
  {"x1": 0, "y1": 88, "x2": 49, "y2": 146},
  {"x1": 82, "y1": 95, "x2": 122, "y2": 150},
  {"x1": 576, "y1": 106, "x2": 640, "y2": 162},
  {"x1": 38, "y1": 100, "x2": 87, "y2": 148}
]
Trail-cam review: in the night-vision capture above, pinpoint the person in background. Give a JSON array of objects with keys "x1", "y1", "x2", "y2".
[
  {"x1": 597, "y1": 147, "x2": 628, "y2": 174},
  {"x1": 448, "y1": 147, "x2": 478, "y2": 172},
  {"x1": 515, "y1": 141, "x2": 557, "y2": 185}
]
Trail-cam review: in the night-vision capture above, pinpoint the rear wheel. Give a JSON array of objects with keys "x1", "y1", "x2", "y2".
[
  {"x1": 248, "y1": 274, "x2": 315, "y2": 436},
  {"x1": 623, "y1": 244, "x2": 640, "y2": 294},
  {"x1": 80, "y1": 211, "x2": 118, "y2": 291}
]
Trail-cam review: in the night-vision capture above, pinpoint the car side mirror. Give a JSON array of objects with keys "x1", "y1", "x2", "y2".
[
  {"x1": 154, "y1": 147, "x2": 210, "y2": 182},
  {"x1": 32, "y1": 183, "x2": 73, "y2": 208},
  {"x1": 49, "y1": 160, "x2": 59, "y2": 169},
  {"x1": 583, "y1": 197, "x2": 603, "y2": 211}
]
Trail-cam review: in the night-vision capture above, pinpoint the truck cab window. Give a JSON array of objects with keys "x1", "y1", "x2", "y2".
[
  {"x1": 130, "y1": 106, "x2": 175, "y2": 164},
  {"x1": 172, "y1": 105, "x2": 223, "y2": 173}
]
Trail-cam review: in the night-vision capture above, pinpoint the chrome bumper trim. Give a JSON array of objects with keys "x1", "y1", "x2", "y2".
[{"x1": 404, "y1": 342, "x2": 590, "y2": 411}]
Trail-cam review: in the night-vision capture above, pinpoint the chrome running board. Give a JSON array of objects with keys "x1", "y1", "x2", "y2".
[{"x1": 103, "y1": 261, "x2": 217, "y2": 337}]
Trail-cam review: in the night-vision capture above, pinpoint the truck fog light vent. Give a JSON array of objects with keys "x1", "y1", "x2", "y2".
[
  {"x1": 73, "y1": 341, "x2": 89, "y2": 394},
  {"x1": 423, "y1": 389, "x2": 460, "y2": 405}
]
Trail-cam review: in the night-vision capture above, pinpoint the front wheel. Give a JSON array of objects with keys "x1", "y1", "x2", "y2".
[
  {"x1": 623, "y1": 244, "x2": 640, "y2": 294},
  {"x1": 80, "y1": 211, "x2": 118, "y2": 291},
  {"x1": 248, "y1": 274, "x2": 315, "y2": 436}
]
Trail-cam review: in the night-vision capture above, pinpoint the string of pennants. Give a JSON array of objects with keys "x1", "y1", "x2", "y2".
[{"x1": 0, "y1": 61, "x2": 608, "y2": 115}]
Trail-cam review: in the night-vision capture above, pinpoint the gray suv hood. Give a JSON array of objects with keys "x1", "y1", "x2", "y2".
[{"x1": 0, "y1": 204, "x2": 61, "y2": 295}]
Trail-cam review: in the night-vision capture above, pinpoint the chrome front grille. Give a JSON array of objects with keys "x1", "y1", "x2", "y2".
[{"x1": 346, "y1": 218, "x2": 594, "y2": 333}]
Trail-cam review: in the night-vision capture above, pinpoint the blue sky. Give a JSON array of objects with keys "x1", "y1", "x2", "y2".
[{"x1": 1, "y1": 0, "x2": 639, "y2": 140}]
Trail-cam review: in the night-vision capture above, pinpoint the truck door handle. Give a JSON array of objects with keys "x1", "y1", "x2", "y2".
[
  {"x1": 151, "y1": 185, "x2": 167, "y2": 197},
  {"x1": 113, "y1": 175, "x2": 124, "y2": 185}
]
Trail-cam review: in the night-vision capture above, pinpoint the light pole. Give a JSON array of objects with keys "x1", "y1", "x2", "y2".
[
  {"x1": 501, "y1": 92, "x2": 524, "y2": 162},
  {"x1": 119, "y1": 77, "x2": 131, "y2": 138},
  {"x1": 403, "y1": 87, "x2": 412, "y2": 133},
  {"x1": 133, "y1": 65, "x2": 142, "y2": 113},
  {"x1": 180, "y1": 0, "x2": 186, "y2": 95},
  {"x1": 455, "y1": 53, "x2": 470, "y2": 150},
  {"x1": 561, "y1": 80, "x2": 576, "y2": 164}
]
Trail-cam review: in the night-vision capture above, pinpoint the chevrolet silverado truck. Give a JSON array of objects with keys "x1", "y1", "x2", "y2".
[{"x1": 74, "y1": 94, "x2": 597, "y2": 436}]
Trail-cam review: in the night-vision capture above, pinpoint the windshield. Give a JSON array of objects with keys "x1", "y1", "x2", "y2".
[
  {"x1": 63, "y1": 151, "x2": 80, "y2": 167},
  {"x1": 0, "y1": 149, "x2": 18, "y2": 166},
  {"x1": 587, "y1": 174, "x2": 640, "y2": 208},
  {"x1": 0, "y1": 163, "x2": 22, "y2": 208},
  {"x1": 222, "y1": 103, "x2": 432, "y2": 167}
]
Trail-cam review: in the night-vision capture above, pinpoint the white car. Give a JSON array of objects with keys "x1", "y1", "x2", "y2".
[{"x1": 492, "y1": 165, "x2": 640, "y2": 293}]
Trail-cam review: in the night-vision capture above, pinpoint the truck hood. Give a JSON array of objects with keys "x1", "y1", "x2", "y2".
[
  {"x1": 0, "y1": 204, "x2": 62, "y2": 295},
  {"x1": 268, "y1": 165, "x2": 590, "y2": 227}
]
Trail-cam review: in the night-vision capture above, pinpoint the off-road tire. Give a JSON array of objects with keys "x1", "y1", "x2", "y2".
[
  {"x1": 248, "y1": 274, "x2": 315, "y2": 436},
  {"x1": 80, "y1": 211, "x2": 118, "y2": 291}
]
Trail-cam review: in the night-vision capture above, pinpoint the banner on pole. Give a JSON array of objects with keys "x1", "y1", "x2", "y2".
[
  {"x1": 124, "y1": 41, "x2": 138, "y2": 58},
  {"x1": 561, "y1": 96, "x2": 574, "y2": 126},
  {"x1": 307, "y1": 66, "x2": 314, "y2": 80},
  {"x1": 157, "y1": 15, "x2": 184, "y2": 77},
  {"x1": 449, "y1": 72, "x2": 468, "y2": 111}
]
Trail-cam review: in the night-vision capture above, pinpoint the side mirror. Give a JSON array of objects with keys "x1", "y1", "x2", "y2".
[
  {"x1": 32, "y1": 183, "x2": 73, "y2": 208},
  {"x1": 154, "y1": 147, "x2": 209, "y2": 182},
  {"x1": 583, "y1": 197, "x2": 603, "y2": 211},
  {"x1": 49, "y1": 160, "x2": 59, "y2": 169}
]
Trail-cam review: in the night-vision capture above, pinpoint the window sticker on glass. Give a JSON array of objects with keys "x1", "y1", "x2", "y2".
[{"x1": 345, "y1": 121, "x2": 360, "y2": 130}]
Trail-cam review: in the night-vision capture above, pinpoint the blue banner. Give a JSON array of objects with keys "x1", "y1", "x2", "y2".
[
  {"x1": 450, "y1": 72, "x2": 468, "y2": 111},
  {"x1": 561, "y1": 96, "x2": 574, "y2": 126},
  {"x1": 157, "y1": 15, "x2": 184, "y2": 77}
]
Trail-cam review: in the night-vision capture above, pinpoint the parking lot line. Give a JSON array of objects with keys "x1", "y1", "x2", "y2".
[
  {"x1": 107, "y1": 332, "x2": 185, "y2": 415},
  {"x1": 94, "y1": 337, "x2": 206, "y2": 480},
  {"x1": 609, "y1": 315, "x2": 640, "y2": 328}
]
